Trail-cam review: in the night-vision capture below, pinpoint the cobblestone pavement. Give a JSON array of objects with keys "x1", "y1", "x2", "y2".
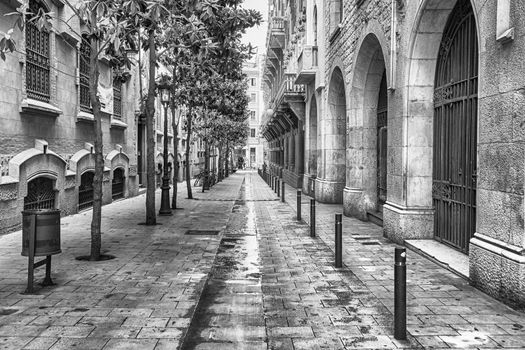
[
  {"x1": 265, "y1": 173, "x2": 525, "y2": 349},
  {"x1": 0, "y1": 175, "x2": 244, "y2": 350},
  {"x1": 2, "y1": 171, "x2": 525, "y2": 349}
]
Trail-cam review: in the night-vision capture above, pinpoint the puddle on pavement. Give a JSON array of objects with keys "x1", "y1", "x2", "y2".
[{"x1": 181, "y1": 176, "x2": 266, "y2": 349}]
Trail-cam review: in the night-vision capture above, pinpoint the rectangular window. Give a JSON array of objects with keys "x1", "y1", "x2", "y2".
[
  {"x1": 250, "y1": 78, "x2": 257, "y2": 86},
  {"x1": 250, "y1": 93, "x2": 257, "y2": 103},
  {"x1": 250, "y1": 110, "x2": 256, "y2": 120},
  {"x1": 250, "y1": 128, "x2": 256, "y2": 138},
  {"x1": 26, "y1": 0, "x2": 50, "y2": 102},
  {"x1": 113, "y1": 79, "x2": 122, "y2": 120},
  {"x1": 250, "y1": 148, "x2": 256, "y2": 163},
  {"x1": 79, "y1": 35, "x2": 91, "y2": 113}
]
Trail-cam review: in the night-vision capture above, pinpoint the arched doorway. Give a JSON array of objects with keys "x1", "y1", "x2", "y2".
[
  {"x1": 79, "y1": 171, "x2": 94, "y2": 211},
  {"x1": 433, "y1": 0, "x2": 478, "y2": 253},
  {"x1": 317, "y1": 66, "x2": 346, "y2": 203},
  {"x1": 309, "y1": 96, "x2": 318, "y2": 177},
  {"x1": 24, "y1": 177, "x2": 56, "y2": 210},
  {"x1": 112, "y1": 168, "x2": 125, "y2": 200},
  {"x1": 376, "y1": 71, "x2": 388, "y2": 211},
  {"x1": 345, "y1": 33, "x2": 387, "y2": 219}
]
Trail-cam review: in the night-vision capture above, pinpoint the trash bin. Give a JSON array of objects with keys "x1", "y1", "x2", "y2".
[
  {"x1": 21, "y1": 209, "x2": 61, "y2": 294},
  {"x1": 22, "y1": 209, "x2": 61, "y2": 257}
]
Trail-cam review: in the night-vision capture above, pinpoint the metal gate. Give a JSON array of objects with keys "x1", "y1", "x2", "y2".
[
  {"x1": 433, "y1": 0, "x2": 478, "y2": 254},
  {"x1": 376, "y1": 71, "x2": 388, "y2": 210},
  {"x1": 79, "y1": 171, "x2": 94, "y2": 211},
  {"x1": 112, "y1": 168, "x2": 125, "y2": 200},
  {"x1": 24, "y1": 177, "x2": 55, "y2": 210}
]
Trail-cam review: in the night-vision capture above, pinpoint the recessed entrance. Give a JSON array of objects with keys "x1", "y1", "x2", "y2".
[
  {"x1": 112, "y1": 168, "x2": 125, "y2": 200},
  {"x1": 79, "y1": 171, "x2": 95, "y2": 211},
  {"x1": 376, "y1": 71, "x2": 388, "y2": 212},
  {"x1": 432, "y1": 0, "x2": 478, "y2": 254}
]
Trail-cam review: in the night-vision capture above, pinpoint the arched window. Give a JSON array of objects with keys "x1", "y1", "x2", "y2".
[
  {"x1": 26, "y1": 0, "x2": 50, "y2": 102},
  {"x1": 113, "y1": 79, "x2": 122, "y2": 120},
  {"x1": 79, "y1": 35, "x2": 91, "y2": 112},
  {"x1": 313, "y1": 5, "x2": 318, "y2": 45},
  {"x1": 24, "y1": 177, "x2": 55, "y2": 210}
]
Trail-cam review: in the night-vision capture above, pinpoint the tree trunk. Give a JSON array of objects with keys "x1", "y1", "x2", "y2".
[
  {"x1": 203, "y1": 139, "x2": 209, "y2": 192},
  {"x1": 89, "y1": 28, "x2": 102, "y2": 261},
  {"x1": 145, "y1": 29, "x2": 157, "y2": 225},
  {"x1": 185, "y1": 109, "x2": 193, "y2": 199},
  {"x1": 217, "y1": 144, "x2": 223, "y2": 182},
  {"x1": 225, "y1": 142, "x2": 229, "y2": 177},
  {"x1": 171, "y1": 107, "x2": 179, "y2": 209}
]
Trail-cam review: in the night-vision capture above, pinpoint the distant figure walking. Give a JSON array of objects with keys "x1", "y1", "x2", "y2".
[{"x1": 237, "y1": 156, "x2": 245, "y2": 170}]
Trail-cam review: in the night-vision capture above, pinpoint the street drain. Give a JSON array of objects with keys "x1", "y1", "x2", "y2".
[
  {"x1": 185, "y1": 230, "x2": 220, "y2": 235},
  {"x1": 361, "y1": 241, "x2": 380, "y2": 245}
]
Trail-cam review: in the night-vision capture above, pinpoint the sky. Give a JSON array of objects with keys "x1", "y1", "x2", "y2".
[{"x1": 241, "y1": 0, "x2": 269, "y2": 55}]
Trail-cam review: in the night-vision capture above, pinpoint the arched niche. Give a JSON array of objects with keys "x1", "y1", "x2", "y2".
[{"x1": 344, "y1": 33, "x2": 388, "y2": 219}]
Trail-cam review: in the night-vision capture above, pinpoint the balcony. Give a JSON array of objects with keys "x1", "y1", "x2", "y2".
[
  {"x1": 295, "y1": 46, "x2": 318, "y2": 85},
  {"x1": 272, "y1": 73, "x2": 305, "y2": 112},
  {"x1": 268, "y1": 17, "x2": 286, "y2": 50}
]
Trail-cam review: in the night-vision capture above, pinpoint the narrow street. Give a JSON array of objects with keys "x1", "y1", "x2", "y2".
[{"x1": 1, "y1": 171, "x2": 525, "y2": 349}]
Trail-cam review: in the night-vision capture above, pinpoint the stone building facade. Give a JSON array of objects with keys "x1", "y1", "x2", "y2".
[
  {"x1": 0, "y1": 0, "x2": 145, "y2": 234},
  {"x1": 243, "y1": 55, "x2": 265, "y2": 169},
  {"x1": 262, "y1": 0, "x2": 525, "y2": 307}
]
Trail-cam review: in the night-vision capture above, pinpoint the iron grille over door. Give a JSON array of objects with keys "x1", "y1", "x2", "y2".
[
  {"x1": 433, "y1": 0, "x2": 478, "y2": 254},
  {"x1": 79, "y1": 171, "x2": 94, "y2": 210},
  {"x1": 26, "y1": 0, "x2": 50, "y2": 102},
  {"x1": 24, "y1": 177, "x2": 55, "y2": 210},
  {"x1": 79, "y1": 35, "x2": 91, "y2": 113},
  {"x1": 376, "y1": 71, "x2": 388, "y2": 209},
  {"x1": 112, "y1": 168, "x2": 124, "y2": 200}
]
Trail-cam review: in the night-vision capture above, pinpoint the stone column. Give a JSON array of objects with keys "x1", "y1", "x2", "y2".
[
  {"x1": 283, "y1": 135, "x2": 288, "y2": 169},
  {"x1": 295, "y1": 122, "x2": 304, "y2": 176},
  {"x1": 289, "y1": 132, "x2": 295, "y2": 172}
]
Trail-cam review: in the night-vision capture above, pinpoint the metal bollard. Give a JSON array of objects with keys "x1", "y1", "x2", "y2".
[
  {"x1": 310, "y1": 199, "x2": 316, "y2": 237},
  {"x1": 335, "y1": 213, "x2": 342, "y2": 268},
  {"x1": 276, "y1": 178, "x2": 280, "y2": 197},
  {"x1": 281, "y1": 181, "x2": 285, "y2": 202},
  {"x1": 296, "y1": 190, "x2": 302, "y2": 221},
  {"x1": 394, "y1": 247, "x2": 407, "y2": 340}
]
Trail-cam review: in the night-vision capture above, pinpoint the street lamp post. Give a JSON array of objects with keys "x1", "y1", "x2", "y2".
[{"x1": 159, "y1": 87, "x2": 172, "y2": 216}]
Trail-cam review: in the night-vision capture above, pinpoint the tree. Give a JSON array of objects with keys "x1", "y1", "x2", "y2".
[
  {"x1": 1, "y1": 0, "x2": 136, "y2": 261},
  {"x1": 166, "y1": 0, "x2": 261, "y2": 197}
]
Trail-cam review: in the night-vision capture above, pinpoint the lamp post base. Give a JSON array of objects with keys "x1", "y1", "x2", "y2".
[{"x1": 159, "y1": 178, "x2": 172, "y2": 216}]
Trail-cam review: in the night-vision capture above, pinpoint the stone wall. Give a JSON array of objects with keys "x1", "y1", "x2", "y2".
[{"x1": 0, "y1": 0, "x2": 141, "y2": 235}]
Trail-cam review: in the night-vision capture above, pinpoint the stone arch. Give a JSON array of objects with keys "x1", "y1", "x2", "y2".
[
  {"x1": 344, "y1": 33, "x2": 388, "y2": 219},
  {"x1": 106, "y1": 147, "x2": 130, "y2": 198},
  {"x1": 10, "y1": 140, "x2": 66, "y2": 201},
  {"x1": 316, "y1": 65, "x2": 346, "y2": 203},
  {"x1": 402, "y1": 0, "x2": 480, "y2": 208},
  {"x1": 308, "y1": 94, "x2": 318, "y2": 177}
]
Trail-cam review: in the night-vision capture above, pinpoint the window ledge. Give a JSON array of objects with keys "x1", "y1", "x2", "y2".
[
  {"x1": 77, "y1": 111, "x2": 95, "y2": 123},
  {"x1": 111, "y1": 118, "x2": 127, "y2": 129},
  {"x1": 20, "y1": 98, "x2": 62, "y2": 117}
]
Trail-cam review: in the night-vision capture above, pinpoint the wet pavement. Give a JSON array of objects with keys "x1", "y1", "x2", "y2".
[{"x1": 1, "y1": 170, "x2": 525, "y2": 349}]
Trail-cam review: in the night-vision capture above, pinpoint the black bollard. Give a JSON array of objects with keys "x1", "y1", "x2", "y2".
[
  {"x1": 310, "y1": 199, "x2": 316, "y2": 237},
  {"x1": 394, "y1": 247, "x2": 407, "y2": 340},
  {"x1": 297, "y1": 190, "x2": 302, "y2": 221},
  {"x1": 335, "y1": 213, "x2": 342, "y2": 268},
  {"x1": 276, "y1": 178, "x2": 280, "y2": 197},
  {"x1": 281, "y1": 180, "x2": 285, "y2": 202}
]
